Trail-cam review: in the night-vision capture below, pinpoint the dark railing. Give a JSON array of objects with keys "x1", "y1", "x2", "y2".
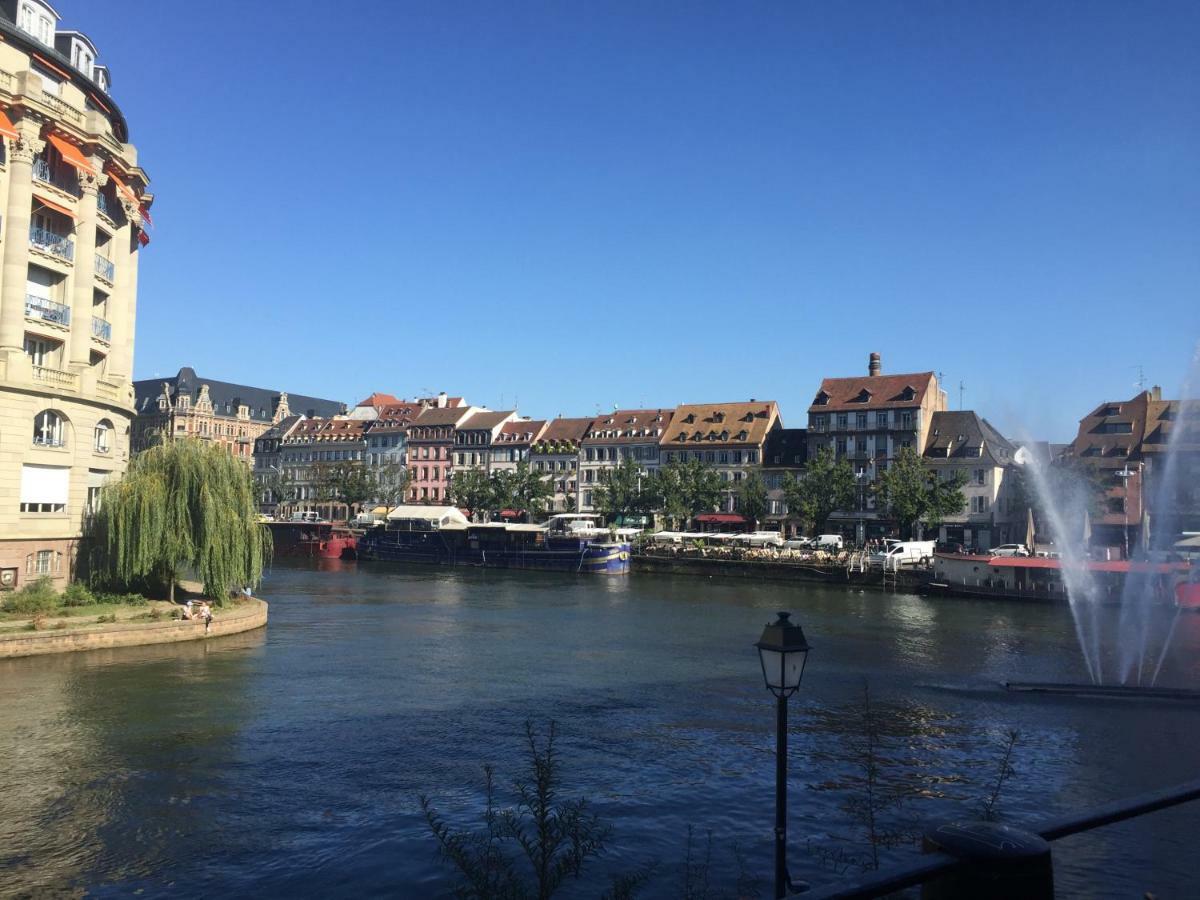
[
  {"x1": 91, "y1": 315, "x2": 111, "y2": 342},
  {"x1": 805, "y1": 778, "x2": 1200, "y2": 899},
  {"x1": 25, "y1": 294, "x2": 70, "y2": 325},
  {"x1": 94, "y1": 253, "x2": 115, "y2": 282},
  {"x1": 29, "y1": 226, "x2": 75, "y2": 261}
]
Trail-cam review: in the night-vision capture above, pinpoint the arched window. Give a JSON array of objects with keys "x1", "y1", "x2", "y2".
[
  {"x1": 94, "y1": 418, "x2": 113, "y2": 453},
  {"x1": 33, "y1": 410, "x2": 66, "y2": 447}
]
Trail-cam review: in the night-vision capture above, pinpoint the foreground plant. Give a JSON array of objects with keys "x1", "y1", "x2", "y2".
[{"x1": 421, "y1": 721, "x2": 617, "y2": 900}]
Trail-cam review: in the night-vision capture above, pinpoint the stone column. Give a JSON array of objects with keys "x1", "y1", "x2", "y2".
[
  {"x1": 0, "y1": 121, "x2": 45, "y2": 353},
  {"x1": 68, "y1": 162, "x2": 106, "y2": 368},
  {"x1": 107, "y1": 201, "x2": 140, "y2": 384}
]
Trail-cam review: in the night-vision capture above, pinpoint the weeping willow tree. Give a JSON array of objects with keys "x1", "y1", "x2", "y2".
[{"x1": 89, "y1": 438, "x2": 272, "y2": 602}]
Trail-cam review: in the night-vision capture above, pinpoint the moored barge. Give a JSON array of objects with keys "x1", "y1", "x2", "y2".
[
  {"x1": 357, "y1": 508, "x2": 632, "y2": 575},
  {"x1": 928, "y1": 552, "x2": 1192, "y2": 603}
]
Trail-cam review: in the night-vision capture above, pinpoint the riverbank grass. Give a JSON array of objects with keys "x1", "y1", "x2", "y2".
[{"x1": 0, "y1": 577, "x2": 251, "y2": 635}]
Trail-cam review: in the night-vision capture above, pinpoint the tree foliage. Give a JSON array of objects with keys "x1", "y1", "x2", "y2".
[
  {"x1": 593, "y1": 457, "x2": 654, "y2": 523},
  {"x1": 736, "y1": 471, "x2": 769, "y2": 529},
  {"x1": 449, "y1": 463, "x2": 555, "y2": 520},
  {"x1": 374, "y1": 461, "x2": 411, "y2": 508},
  {"x1": 782, "y1": 447, "x2": 856, "y2": 533},
  {"x1": 873, "y1": 447, "x2": 967, "y2": 538},
  {"x1": 648, "y1": 459, "x2": 724, "y2": 528},
  {"x1": 88, "y1": 438, "x2": 271, "y2": 601}
]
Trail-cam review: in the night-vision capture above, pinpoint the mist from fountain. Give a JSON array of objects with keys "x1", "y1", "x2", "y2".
[
  {"x1": 1022, "y1": 343, "x2": 1199, "y2": 687},
  {"x1": 1116, "y1": 346, "x2": 1199, "y2": 685},
  {"x1": 1019, "y1": 442, "x2": 1105, "y2": 683}
]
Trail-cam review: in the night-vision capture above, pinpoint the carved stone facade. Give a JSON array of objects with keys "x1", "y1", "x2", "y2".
[{"x1": 0, "y1": 6, "x2": 152, "y2": 589}]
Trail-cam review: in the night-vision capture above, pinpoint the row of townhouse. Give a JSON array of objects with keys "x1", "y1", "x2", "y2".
[{"x1": 222, "y1": 351, "x2": 1200, "y2": 553}]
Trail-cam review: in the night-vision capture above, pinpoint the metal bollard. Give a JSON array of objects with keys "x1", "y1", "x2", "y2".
[{"x1": 920, "y1": 821, "x2": 1054, "y2": 900}]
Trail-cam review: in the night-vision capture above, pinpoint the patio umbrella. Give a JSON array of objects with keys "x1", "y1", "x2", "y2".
[{"x1": 1024, "y1": 506, "x2": 1036, "y2": 553}]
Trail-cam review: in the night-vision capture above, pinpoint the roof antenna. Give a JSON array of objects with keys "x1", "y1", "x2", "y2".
[
  {"x1": 958, "y1": 381, "x2": 966, "y2": 410},
  {"x1": 1133, "y1": 364, "x2": 1147, "y2": 390}
]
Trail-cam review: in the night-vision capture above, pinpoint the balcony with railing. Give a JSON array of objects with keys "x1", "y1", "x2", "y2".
[
  {"x1": 32, "y1": 157, "x2": 80, "y2": 195},
  {"x1": 29, "y1": 226, "x2": 75, "y2": 262},
  {"x1": 91, "y1": 315, "x2": 111, "y2": 342},
  {"x1": 94, "y1": 253, "x2": 114, "y2": 282},
  {"x1": 32, "y1": 365, "x2": 78, "y2": 389},
  {"x1": 25, "y1": 294, "x2": 70, "y2": 326}
]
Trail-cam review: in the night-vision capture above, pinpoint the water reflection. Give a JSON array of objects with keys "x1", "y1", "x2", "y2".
[{"x1": 0, "y1": 564, "x2": 1196, "y2": 897}]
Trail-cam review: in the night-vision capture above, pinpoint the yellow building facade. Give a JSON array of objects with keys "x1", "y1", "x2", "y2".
[{"x1": 0, "y1": 1, "x2": 151, "y2": 589}]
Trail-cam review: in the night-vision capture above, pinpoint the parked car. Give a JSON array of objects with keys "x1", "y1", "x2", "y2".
[
  {"x1": 989, "y1": 544, "x2": 1030, "y2": 557},
  {"x1": 783, "y1": 538, "x2": 812, "y2": 550},
  {"x1": 872, "y1": 540, "x2": 937, "y2": 568},
  {"x1": 814, "y1": 534, "x2": 844, "y2": 551},
  {"x1": 934, "y1": 541, "x2": 967, "y2": 555}
]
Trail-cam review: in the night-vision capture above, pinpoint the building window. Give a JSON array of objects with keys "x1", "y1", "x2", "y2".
[
  {"x1": 748, "y1": 450, "x2": 758, "y2": 463},
  {"x1": 974, "y1": 469, "x2": 986, "y2": 485},
  {"x1": 705, "y1": 451, "x2": 715, "y2": 463},
  {"x1": 836, "y1": 438, "x2": 846, "y2": 456},
  {"x1": 856, "y1": 439, "x2": 867, "y2": 454},
  {"x1": 93, "y1": 419, "x2": 112, "y2": 453},
  {"x1": 876, "y1": 412, "x2": 888, "y2": 428},
  {"x1": 900, "y1": 412, "x2": 913, "y2": 429},
  {"x1": 856, "y1": 413, "x2": 867, "y2": 429},
  {"x1": 34, "y1": 410, "x2": 66, "y2": 447},
  {"x1": 837, "y1": 414, "x2": 848, "y2": 429},
  {"x1": 733, "y1": 450, "x2": 743, "y2": 464}
]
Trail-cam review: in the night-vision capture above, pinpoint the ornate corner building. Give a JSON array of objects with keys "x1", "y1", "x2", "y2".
[{"x1": 0, "y1": 1, "x2": 151, "y2": 588}]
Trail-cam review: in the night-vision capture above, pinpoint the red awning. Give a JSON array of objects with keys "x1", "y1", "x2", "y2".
[
  {"x1": 47, "y1": 134, "x2": 98, "y2": 176},
  {"x1": 107, "y1": 168, "x2": 139, "y2": 205},
  {"x1": 0, "y1": 108, "x2": 17, "y2": 140},
  {"x1": 137, "y1": 230, "x2": 150, "y2": 247},
  {"x1": 695, "y1": 513, "x2": 747, "y2": 524},
  {"x1": 499, "y1": 509, "x2": 521, "y2": 519},
  {"x1": 33, "y1": 193, "x2": 75, "y2": 220}
]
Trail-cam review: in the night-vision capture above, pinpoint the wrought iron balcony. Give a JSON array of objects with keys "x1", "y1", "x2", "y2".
[
  {"x1": 96, "y1": 191, "x2": 113, "y2": 218},
  {"x1": 25, "y1": 294, "x2": 70, "y2": 325},
  {"x1": 32, "y1": 158, "x2": 78, "y2": 194},
  {"x1": 94, "y1": 253, "x2": 114, "y2": 281},
  {"x1": 29, "y1": 226, "x2": 74, "y2": 261},
  {"x1": 92, "y1": 315, "x2": 111, "y2": 342}
]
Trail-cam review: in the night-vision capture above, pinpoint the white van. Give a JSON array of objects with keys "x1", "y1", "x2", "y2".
[
  {"x1": 873, "y1": 540, "x2": 936, "y2": 568},
  {"x1": 814, "y1": 534, "x2": 844, "y2": 551}
]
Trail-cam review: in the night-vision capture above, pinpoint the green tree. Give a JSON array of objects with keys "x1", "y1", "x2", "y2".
[
  {"x1": 736, "y1": 471, "x2": 769, "y2": 530},
  {"x1": 374, "y1": 461, "x2": 411, "y2": 508},
  {"x1": 593, "y1": 457, "x2": 650, "y2": 524},
  {"x1": 507, "y1": 461, "x2": 555, "y2": 519},
  {"x1": 649, "y1": 459, "x2": 723, "y2": 529},
  {"x1": 449, "y1": 468, "x2": 494, "y2": 517},
  {"x1": 782, "y1": 447, "x2": 856, "y2": 534},
  {"x1": 1008, "y1": 457, "x2": 1108, "y2": 544},
  {"x1": 88, "y1": 438, "x2": 271, "y2": 603},
  {"x1": 872, "y1": 447, "x2": 967, "y2": 539}
]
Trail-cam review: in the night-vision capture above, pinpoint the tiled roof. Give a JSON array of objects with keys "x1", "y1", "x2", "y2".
[
  {"x1": 808, "y1": 372, "x2": 936, "y2": 413},
  {"x1": 459, "y1": 410, "x2": 516, "y2": 432},
  {"x1": 924, "y1": 411, "x2": 1016, "y2": 467},
  {"x1": 532, "y1": 417, "x2": 594, "y2": 452},
  {"x1": 366, "y1": 403, "x2": 421, "y2": 433},
  {"x1": 584, "y1": 409, "x2": 673, "y2": 445},
  {"x1": 660, "y1": 401, "x2": 779, "y2": 448},
  {"x1": 410, "y1": 406, "x2": 478, "y2": 429},
  {"x1": 134, "y1": 366, "x2": 345, "y2": 422},
  {"x1": 496, "y1": 420, "x2": 547, "y2": 445},
  {"x1": 356, "y1": 392, "x2": 402, "y2": 409}
]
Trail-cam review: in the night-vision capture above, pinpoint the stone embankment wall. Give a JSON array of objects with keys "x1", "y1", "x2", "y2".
[
  {"x1": 632, "y1": 555, "x2": 927, "y2": 591},
  {"x1": 0, "y1": 599, "x2": 268, "y2": 659}
]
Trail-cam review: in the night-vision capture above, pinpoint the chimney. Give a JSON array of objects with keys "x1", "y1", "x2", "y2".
[
  {"x1": 437, "y1": 391, "x2": 448, "y2": 408},
  {"x1": 869, "y1": 352, "x2": 882, "y2": 377},
  {"x1": 1151, "y1": 385, "x2": 1162, "y2": 401}
]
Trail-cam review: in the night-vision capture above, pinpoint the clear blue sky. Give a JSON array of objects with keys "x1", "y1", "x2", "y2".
[{"x1": 83, "y1": 1, "x2": 1198, "y2": 440}]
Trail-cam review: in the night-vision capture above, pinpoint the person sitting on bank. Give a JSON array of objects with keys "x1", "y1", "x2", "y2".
[{"x1": 182, "y1": 600, "x2": 195, "y2": 620}]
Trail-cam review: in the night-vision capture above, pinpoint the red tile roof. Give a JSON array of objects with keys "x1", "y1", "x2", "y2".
[
  {"x1": 808, "y1": 373, "x2": 936, "y2": 413},
  {"x1": 660, "y1": 402, "x2": 778, "y2": 448},
  {"x1": 584, "y1": 409, "x2": 673, "y2": 445},
  {"x1": 496, "y1": 420, "x2": 547, "y2": 445},
  {"x1": 356, "y1": 392, "x2": 402, "y2": 409}
]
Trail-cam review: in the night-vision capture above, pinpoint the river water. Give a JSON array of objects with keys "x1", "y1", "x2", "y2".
[{"x1": 1, "y1": 561, "x2": 1198, "y2": 898}]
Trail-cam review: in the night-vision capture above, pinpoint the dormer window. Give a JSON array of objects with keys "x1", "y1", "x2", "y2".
[
  {"x1": 713, "y1": 412, "x2": 725, "y2": 423},
  {"x1": 853, "y1": 389, "x2": 872, "y2": 403},
  {"x1": 900, "y1": 386, "x2": 916, "y2": 401},
  {"x1": 19, "y1": 2, "x2": 57, "y2": 47},
  {"x1": 813, "y1": 391, "x2": 829, "y2": 406},
  {"x1": 683, "y1": 413, "x2": 695, "y2": 424},
  {"x1": 741, "y1": 412, "x2": 754, "y2": 423}
]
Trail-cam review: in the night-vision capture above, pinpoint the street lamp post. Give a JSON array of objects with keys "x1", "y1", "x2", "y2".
[
  {"x1": 1115, "y1": 466, "x2": 1136, "y2": 559},
  {"x1": 756, "y1": 611, "x2": 812, "y2": 898}
]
